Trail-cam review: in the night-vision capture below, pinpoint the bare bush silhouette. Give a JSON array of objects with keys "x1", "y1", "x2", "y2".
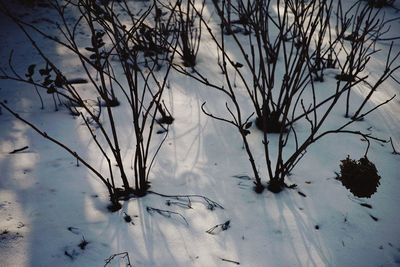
[
  {"x1": 0, "y1": 0, "x2": 179, "y2": 210},
  {"x1": 176, "y1": 0, "x2": 396, "y2": 193},
  {"x1": 172, "y1": 0, "x2": 205, "y2": 67}
]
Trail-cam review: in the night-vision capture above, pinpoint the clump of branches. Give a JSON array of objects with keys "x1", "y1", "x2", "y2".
[
  {"x1": 0, "y1": 0, "x2": 178, "y2": 211},
  {"x1": 131, "y1": 0, "x2": 178, "y2": 69},
  {"x1": 212, "y1": 0, "x2": 254, "y2": 35},
  {"x1": 174, "y1": 0, "x2": 205, "y2": 67},
  {"x1": 333, "y1": 1, "x2": 400, "y2": 118},
  {"x1": 176, "y1": 0, "x2": 397, "y2": 193}
]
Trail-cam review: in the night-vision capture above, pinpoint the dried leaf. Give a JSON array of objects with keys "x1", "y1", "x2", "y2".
[
  {"x1": 85, "y1": 47, "x2": 96, "y2": 52},
  {"x1": 26, "y1": 64, "x2": 36, "y2": 77},
  {"x1": 245, "y1": 121, "x2": 252, "y2": 129}
]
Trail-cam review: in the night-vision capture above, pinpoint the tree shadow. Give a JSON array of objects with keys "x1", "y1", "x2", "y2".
[{"x1": 0, "y1": 2, "x2": 125, "y2": 266}]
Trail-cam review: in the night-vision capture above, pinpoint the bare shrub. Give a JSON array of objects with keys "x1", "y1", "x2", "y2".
[
  {"x1": 176, "y1": 0, "x2": 396, "y2": 193},
  {"x1": 174, "y1": 0, "x2": 205, "y2": 67},
  {"x1": 0, "y1": 0, "x2": 178, "y2": 210}
]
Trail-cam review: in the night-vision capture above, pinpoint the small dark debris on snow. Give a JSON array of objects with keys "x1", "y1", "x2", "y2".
[
  {"x1": 156, "y1": 129, "x2": 168, "y2": 134},
  {"x1": 64, "y1": 249, "x2": 79, "y2": 260},
  {"x1": 315, "y1": 225, "x2": 320, "y2": 230},
  {"x1": 298, "y1": 191, "x2": 307, "y2": 197},
  {"x1": 360, "y1": 203, "x2": 373, "y2": 209},
  {"x1": 369, "y1": 214, "x2": 379, "y2": 221},
  {"x1": 78, "y1": 236, "x2": 89, "y2": 250},
  {"x1": 123, "y1": 212, "x2": 134, "y2": 224},
  {"x1": 206, "y1": 220, "x2": 231, "y2": 235},
  {"x1": 64, "y1": 250, "x2": 74, "y2": 260},
  {"x1": 221, "y1": 220, "x2": 230, "y2": 230},
  {"x1": 9, "y1": 146, "x2": 29, "y2": 154},
  {"x1": 67, "y1": 226, "x2": 80, "y2": 235},
  {"x1": 286, "y1": 183, "x2": 297, "y2": 189},
  {"x1": 220, "y1": 257, "x2": 240, "y2": 265}
]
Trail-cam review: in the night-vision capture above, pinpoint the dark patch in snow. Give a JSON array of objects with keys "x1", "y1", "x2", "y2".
[
  {"x1": 64, "y1": 249, "x2": 79, "y2": 261},
  {"x1": 78, "y1": 236, "x2": 89, "y2": 250},
  {"x1": 0, "y1": 229, "x2": 23, "y2": 244},
  {"x1": 123, "y1": 212, "x2": 134, "y2": 224},
  {"x1": 156, "y1": 129, "x2": 168, "y2": 134}
]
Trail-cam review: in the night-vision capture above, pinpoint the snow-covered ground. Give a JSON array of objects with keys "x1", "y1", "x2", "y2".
[{"x1": 1, "y1": 0, "x2": 400, "y2": 266}]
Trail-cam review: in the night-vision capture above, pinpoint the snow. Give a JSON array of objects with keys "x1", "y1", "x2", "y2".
[{"x1": 1, "y1": 0, "x2": 400, "y2": 266}]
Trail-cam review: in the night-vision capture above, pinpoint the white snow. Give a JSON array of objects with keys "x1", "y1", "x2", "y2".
[{"x1": 1, "y1": 0, "x2": 400, "y2": 266}]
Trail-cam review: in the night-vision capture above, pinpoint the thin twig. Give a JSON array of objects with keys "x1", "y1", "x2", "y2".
[
  {"x1": 104, "y1": 252, "x2": 132, "y2": 267},
  {"x1": 146, "y1": 206, "x2": 189, "y2": 226},
  {"x1": 148, "y1": 190, "x2": 223, "y2": 210},
  {"x1": 206, "y1": 220, "x2": 231, "y2": 234},
  {"x1": 220, "y1": 257, "x2": 240, "y2": 265},
  {"x1": 9, "y1": 146, "x2": 29, "y2": 154},
  {"x1": 389, "y1": 137, "x2": 400, "y2": 155}
]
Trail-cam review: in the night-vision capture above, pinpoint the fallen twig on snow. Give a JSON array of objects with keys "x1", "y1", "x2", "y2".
[
  {"x1": 146, "y1": 206, "x2": 189, "y2": 226},
  {"x1": 148, "y1": 191, "x2": 223, "y2": 210},
  {"x1": 389, "y1": 137, "x2": 399, "y2": 155},
  {"x1": 206, "y1": 220, "x2": 231, "y2": 235},
  {"x1": 104, "y1": 252, "x2": 132, "y2": 267},
  {"x1": 9, "y1": 146, "x2": 29, "y2": 154},
  {"x1": 220, "y1": 257, "x2": 240, "y2": 265},
  {"x1": 165, "y1": 199, "x2": 193, "y2": 209}
]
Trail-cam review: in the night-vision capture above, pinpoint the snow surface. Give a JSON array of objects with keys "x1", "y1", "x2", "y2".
[{"x1": 0, "y1": 0, "x2": 400, "y2": 266}]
